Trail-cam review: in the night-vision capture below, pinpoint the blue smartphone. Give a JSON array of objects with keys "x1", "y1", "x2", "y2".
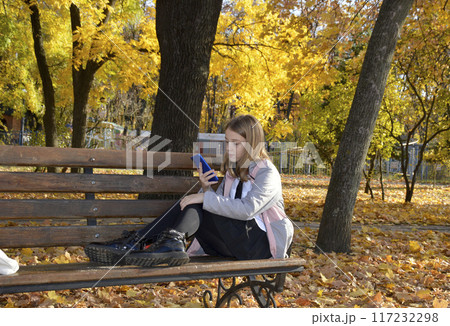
[{"x1": 191, "y1": 154, "x2": 219, "y2": 182}]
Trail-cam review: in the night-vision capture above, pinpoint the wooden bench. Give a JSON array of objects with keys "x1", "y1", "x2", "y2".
[{"x1": 0, "y1": 144, "x2": 304, "y2": 307}]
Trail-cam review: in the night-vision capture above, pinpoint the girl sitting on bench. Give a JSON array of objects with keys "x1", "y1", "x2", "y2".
[{"x1": 85, "y1": 114, "x2": 293, "y2": 267}]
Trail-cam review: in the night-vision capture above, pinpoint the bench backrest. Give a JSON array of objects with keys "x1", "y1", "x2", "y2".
[{"x1": 0, "y1": 145, "x2": 219, "y2": 249}]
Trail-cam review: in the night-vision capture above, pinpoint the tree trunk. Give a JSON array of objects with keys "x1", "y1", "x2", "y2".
[
  {"x1": 206, "y1": 75, "x2": 218, "y2": 133},
  {"x1": 286, "y1": 91, "x2": 294, "y2": 120},
  {"x1": 71, "y1": 61, "x2": 99, "y2": 149},
  {"x1": 405, "y1": 144, "x2": 422, "y2": 202},
  {"x1": 70, "y1": 2, "x2": 115, "y2": 150},
  {"x1": 27, "y1": 1, "x2": 57, "y2": 148},
  {"x1": 150, "y1": 0, "x2": 223, "y2": 153},
  {"x1": 316, "y1": 0, "x2": 414, "y2": 253},
  {"x1": 138, "y1": 0, "x2": 222, "y2": 201},
  {"x1": 379, "y1": 152, "x2": 385, "y2": 201},
  {"x1": 364, "y1": 154, "x2": 376, "y2": 199}
]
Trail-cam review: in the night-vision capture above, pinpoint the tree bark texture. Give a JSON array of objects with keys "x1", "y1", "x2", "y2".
[
  {"x1": 316, "y1": 0, "x2": 414, "y2": 253},
  {"x1": 150, "y1": 0, "x2": 223, "y2": 153},
  {"x1": 27, "y1": 1, "x2": 57, "y2": 148}
]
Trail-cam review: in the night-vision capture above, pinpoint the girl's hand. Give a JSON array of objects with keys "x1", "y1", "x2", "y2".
[
  {"x1": 198, "y1": 162, "x2": 218, "y2": 191},
  {"x1": 180, "y1": 193, "x2": 204, "y2": 210}
]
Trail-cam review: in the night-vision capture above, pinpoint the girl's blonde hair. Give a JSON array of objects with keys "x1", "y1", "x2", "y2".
[{"x1": 222, "y1": 114, "x2": 270, "y2": 181}]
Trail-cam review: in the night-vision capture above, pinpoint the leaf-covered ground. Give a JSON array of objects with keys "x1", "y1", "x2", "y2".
[
  {"x1": 0, "y1": 176, "x2": 448, "y2": 308},
  {"x1": 283, "y1": 175, "x2": 449, "y2": 225}
]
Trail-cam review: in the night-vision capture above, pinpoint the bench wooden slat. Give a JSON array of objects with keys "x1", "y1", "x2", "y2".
[
  {"x1": 0, "y1": 145, "x2": 198, "y2": 169},
  {"x1": 0, "y1": 225, "x2": 144, "y2": 248},
  {"x1": 0, "y1": 172, "x2": 201, "y2": 193},
  {"x1": 0, "y1": 257, "x2": 305, "y2": 294},
  {"x1": 0, "y1": 199, "x2": 175, "y2": 219},
  {"x1": 0, "y1": 145, "x2": 221, "y2": 169}
]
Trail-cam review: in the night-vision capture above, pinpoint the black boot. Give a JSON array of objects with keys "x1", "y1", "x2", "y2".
[
  {"x1": 84, "y1": 230, "x2": 153, "y2": 265},
  {"x1": 125, "y1": 229, "x2": 189, "y2": 267}
]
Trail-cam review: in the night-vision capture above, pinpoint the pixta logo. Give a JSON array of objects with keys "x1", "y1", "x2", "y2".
[
  {"x1": 126, "y1": 134, "x2": 172, "y2": 178},
  {"x1": 296, "y1": 142, "x2": 325, "y2": 169}
]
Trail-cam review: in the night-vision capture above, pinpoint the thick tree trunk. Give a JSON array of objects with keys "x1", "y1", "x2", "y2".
[
  {"x1": 139, "y1": 0, "x2": 222, "y2": 200},
  {"x1": 316, "y1": 0, "x2": 414, "y2": 253},
  {"x1": 27, "y1": 1, "x2": 57, "y2": 148},
  {"x1": 150, "y1": 0, "x2": 223, "y2": 153}
]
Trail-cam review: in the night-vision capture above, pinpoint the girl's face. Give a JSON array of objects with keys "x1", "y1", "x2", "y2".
[{"x1": 225, "y1": 128, "x2": 247, "y2": 163}]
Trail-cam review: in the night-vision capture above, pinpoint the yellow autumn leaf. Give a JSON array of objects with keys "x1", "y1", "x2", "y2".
[
  {"x1": 5, "y1": 298, "x2": 16, "y2": 308},
  {"x1": 433, "y1": 298, "x2": 448, "y2": 308},
  {"x1": 46, "y1": 291, "x2": 66, "y2": 304},
  {"x1": 409, "y1": 241, "x2": 421, "y2": 253},
  {"x1": 361, "y1": 225, "x2": 370, "y2": 233},
  {"x1": 134, "y1": 300, "x2": 148, "y2": 306},
  {"x1": 320, "y1": 273, "x2": 333, "y2": 284},
  {"x1": 378, "y1": 263, "x2": 390, "y2": 270},
  {"x1": 21, "y1": 248, "x2": 33, "y2": 256},
  {"x1": 416, "y1": 289, "x2": 432, "y2": 300},
  {"x1": 126, "y1": 289, "x2": 139, "y2": 297},
  {"x1": 349, "y1": 288, "x2": 367, "y2": 297},
  {"x1": 54, "y1": 254, "x2": 69, "y2": 264},
  {"x1": 385, "y1": 268, "x2": 395, "y2": 280},
  {"x1": 385, "y1": 283, "x2": 395, "y2": 290}
]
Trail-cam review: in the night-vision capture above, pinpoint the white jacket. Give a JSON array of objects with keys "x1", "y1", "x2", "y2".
[{"x1": 203, "y1": 159, "x2": 293, "y2": 258}]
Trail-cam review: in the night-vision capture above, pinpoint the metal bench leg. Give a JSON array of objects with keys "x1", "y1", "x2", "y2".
[
  {"x1": 202, "y1": 276, "x2": 278, "y2": 308},
  {"x1": 248, "y1": 276, "x2": 277, "y2": 308}
]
